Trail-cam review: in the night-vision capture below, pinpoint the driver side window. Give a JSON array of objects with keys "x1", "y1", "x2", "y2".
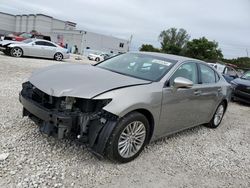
[{"x1": 169, "y1": 62, "x2": 198, "y2": 86}]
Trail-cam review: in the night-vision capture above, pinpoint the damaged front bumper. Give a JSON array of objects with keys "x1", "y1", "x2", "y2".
[
  {"x1": 19, "y1": 82, "x2": 118, "y2": 157},
  {"x1": 20, "y1": 94, "x2": 74, "y2": 139}
]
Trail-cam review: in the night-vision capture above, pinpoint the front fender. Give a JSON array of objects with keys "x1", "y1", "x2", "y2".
[{"x1": 93, "y1": 82, "x2": 163, "y2": 129}]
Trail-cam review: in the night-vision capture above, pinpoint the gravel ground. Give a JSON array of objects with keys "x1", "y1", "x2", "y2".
[{"x1": 0, "y1": 53, "x2": 250, "y2": 188}]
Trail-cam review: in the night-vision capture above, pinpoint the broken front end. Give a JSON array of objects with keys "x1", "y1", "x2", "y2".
[{"x1": 19, "y1": 82, "x2": 118, "y2": 157}]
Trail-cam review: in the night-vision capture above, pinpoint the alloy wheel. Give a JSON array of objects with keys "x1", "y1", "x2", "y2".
[
  {"x1": 55, "y1": 53, "x2": 63, "y2": 61},
  {"x1": 214, "y1": 104, "x2": 224, "y2": 126},
  {"x1": 12, "y1": 48, "x2": 22, "y2": 57},
  {"x1": 118, "y1": 121, "x2": 146, "y2": 158}
]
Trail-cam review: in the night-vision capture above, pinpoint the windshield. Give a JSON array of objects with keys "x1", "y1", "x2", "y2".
[
  {"x1": 242, "y1": 71, "x2": 250, "y2": 80},
  {"x1": 96, "y1": 53, "x2": 177, "y2": 81},
  {"x1": 22, "y1": 39, "x2": 33, "y2": 44}
]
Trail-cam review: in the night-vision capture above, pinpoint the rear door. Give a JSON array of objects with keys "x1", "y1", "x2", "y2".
[
  {"x1": 40, "y1": 41, "x2": 57, "y2": 58},
  {"x1": 196, "y1": 63, "x2": 223, "y2": 123}
]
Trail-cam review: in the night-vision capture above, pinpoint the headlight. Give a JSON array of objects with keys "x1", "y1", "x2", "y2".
[{"x1": 101, "y1": 99, "x2": 112, "y2": 107}]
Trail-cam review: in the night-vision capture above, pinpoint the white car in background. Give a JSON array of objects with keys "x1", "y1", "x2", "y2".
[
  {"x1": 1, "y1": 39, "x2": 70, "y2": 61},
  {"x1": 88, "y1": 52, "x2": 110, "y2": 62},
  {"x1": 208, "y1": 63, "x2": 239, "y2": 83},
  {"x1": 208, "y1": 63, "x2": 226, "y2": 73}
]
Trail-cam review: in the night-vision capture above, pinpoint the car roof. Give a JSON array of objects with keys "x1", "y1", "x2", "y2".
[
  {"x1": 131, "y1": 51, "x2": 205, "y2": 63},
  {"x1": 28, "y1": 38, "x2": 58, "y2": 46}
]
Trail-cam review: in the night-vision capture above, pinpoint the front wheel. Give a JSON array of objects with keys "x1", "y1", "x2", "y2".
[
  {"x1": 206, "y1": 102, "x2": 226, "y2": 128},
  {"x1": 105, "y1": 112, "x2": 149, "y2": 163},
  {"x1": 10, "y1": 47, "x2": 23, "y2": 57},
  {"x1": 54, "y1": 52, "x2": 63, "y2": 61},
  {"x1": 95, "y1": 57, "x2": 100, "y2": 62}
]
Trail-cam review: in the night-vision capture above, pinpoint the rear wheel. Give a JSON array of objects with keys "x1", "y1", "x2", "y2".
[
  {"x1": 54, "y1": 52, "x2": 63, "y2": 61},
  {"x1": 206, "y1": 102, "x2": 226, "y2": 128},
  {"x1": 105, "y1": 112, "x2": 149, "y2": 163},
  {"x1": 10, "y1": 47, "x2": 23, "y2": 57}
]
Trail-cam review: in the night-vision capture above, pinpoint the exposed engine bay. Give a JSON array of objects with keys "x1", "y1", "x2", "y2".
[{"x1": 20, "y1": 81, "x2": 118, "y2": 157}]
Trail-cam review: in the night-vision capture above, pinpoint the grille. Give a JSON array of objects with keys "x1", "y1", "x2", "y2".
[
  {"x1": 237, "y1": 85, "x2": 250, "y2": 94},
  {"x1": 23, "y1": 82, "x2": 62, "y2": 110}
]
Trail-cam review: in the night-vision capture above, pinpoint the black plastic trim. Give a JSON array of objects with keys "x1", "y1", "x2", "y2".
[{"x1": 19, "y1": 93, "x2": 73, "y2": 127}]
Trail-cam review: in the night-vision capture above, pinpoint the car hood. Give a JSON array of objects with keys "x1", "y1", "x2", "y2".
[
  {"x1": 29, "y1": 64, "x2": 151, "y2": 98},
  {"x1": 0, "y1": 40, "x2": 21, "y2": 46},
  {"x1": 232, "y1": 78, "x2": 250, "y2": 86}
]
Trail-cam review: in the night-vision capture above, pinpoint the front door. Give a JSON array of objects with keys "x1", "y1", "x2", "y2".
[
  {"x1": 40, "y1": 41, "x2": 57, "y2": 58},
  {"x1": 158, "y1": 62, "x2": 202, "y2": 136},
  {"x1": 28, "y1": 41, "x2": 45, "y2": 57}
]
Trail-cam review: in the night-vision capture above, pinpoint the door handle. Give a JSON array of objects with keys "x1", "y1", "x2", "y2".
[{"x1": 194, "y1": 90, "x2": 202, "y2": 95}]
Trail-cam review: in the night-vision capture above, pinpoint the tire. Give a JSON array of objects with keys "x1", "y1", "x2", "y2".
[
  {"x1": 95, "y1": 57, "x2": 100, "y2": 62},
  {"x1": 231, "y1": 95, "x2": 236, "y2": 102},
  {"x1": 10, "y1": 47, "x2": 23, "y2": 57},
  {"x1": 3, "y1": 50, "x2": 9, "y2": 55},
  {"x1": 54, "y1": 52, "x2": 63, "y2": 61},
  {"x1": 105, "y1": 112, "x2": 150, "y2": 163},
  {"x1": 206, "y1": 102, "x2": 226, "y2": 128}
]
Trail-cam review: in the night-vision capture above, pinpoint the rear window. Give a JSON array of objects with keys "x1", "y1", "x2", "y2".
[{"x1": 199, "y1": 64, "x2": 216, "y2": 84}]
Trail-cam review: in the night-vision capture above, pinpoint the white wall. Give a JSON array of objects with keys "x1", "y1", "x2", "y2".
[
  {"x1": 34, "y1": 15, "x2": 52, "y2": 34},
  {"x1": 83, "y1": 31, "x2": 129, "y2": 54},
  {"x1": 20, "y1": 15, "x2": 27, "y2": 32},
  {"x1": 27, "y1": 15, "x2": 35, "y2": 32},
  {"x1": 0, "y1": 12, "x2": 15, "y2": 33},
  {"x1": 13, "y1": 14, "x2": 68, "y2": 34},
  {"x1": 15, "y1": 15, "x2": 21, "y2": 32},
  {"x1": 51, "y1": 30, "x2": 83, "y2": 53},
  {"x1": 51, "y1": 29, "x2": 130, "y2": 55},
  {"x1": 52, "y1": 19, "x2": 66, "y2": 30}
]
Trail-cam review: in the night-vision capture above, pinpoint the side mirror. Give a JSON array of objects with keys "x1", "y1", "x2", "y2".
[{"x1": 173, "y1": 77, "x2": 193, "y2": 89}]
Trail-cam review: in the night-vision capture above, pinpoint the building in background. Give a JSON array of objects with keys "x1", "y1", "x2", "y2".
[
  {"x1": 52, "y1": 29, "x2": 129, "y2": 55},
  {"x1": 0, "y1": 11, "x2": 130, "y2": 54}
]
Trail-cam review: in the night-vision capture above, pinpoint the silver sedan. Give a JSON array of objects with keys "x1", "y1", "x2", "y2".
[
  {"x1": 5, "y1": 39, "x2": 69, "y2": 61},
  {"x1": 19, "y1": 52, "x2": 231, "y2": 163}
]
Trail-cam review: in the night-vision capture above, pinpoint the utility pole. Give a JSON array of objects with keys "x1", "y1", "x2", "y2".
[{"x1": 246, "y1": 48, "x2": 249, "y2": 57}]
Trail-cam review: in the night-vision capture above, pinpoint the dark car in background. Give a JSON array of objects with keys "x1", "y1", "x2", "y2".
[{"x1": 231, "y1": 70, "x2": 250, "y2": 104}]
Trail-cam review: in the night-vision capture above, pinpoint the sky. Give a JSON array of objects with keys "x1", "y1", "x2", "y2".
[{"x1": 0, "y1": 0, "x2": 249, "y2": 58}]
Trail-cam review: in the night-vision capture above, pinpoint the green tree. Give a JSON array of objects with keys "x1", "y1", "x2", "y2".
[
  {"x1": 139, "y1": 44, "x2": 160, "y2": 52},
  {"x1": 159, "y1": 28, "x2": 190, "y2": 55},
  {"x1": 184, "y1": 37, "x2": 223, "y2": 61}
]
